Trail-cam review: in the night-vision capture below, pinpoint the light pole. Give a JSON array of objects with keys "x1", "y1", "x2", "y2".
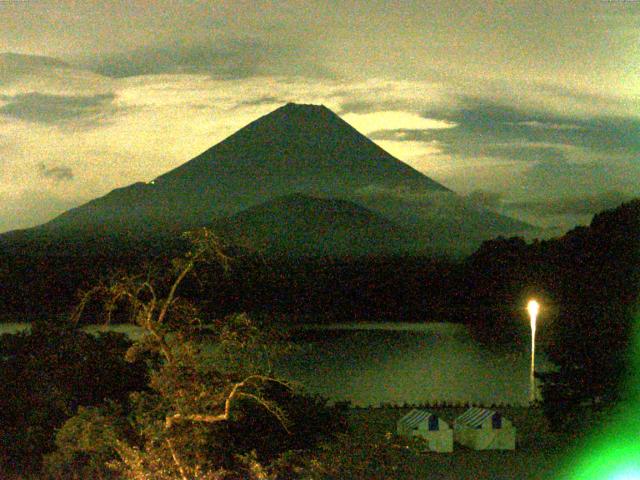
[{"x1": 527, "y1": 299, "x2": 540, "y2": 403}]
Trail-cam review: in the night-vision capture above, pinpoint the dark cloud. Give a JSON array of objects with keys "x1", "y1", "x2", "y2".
[
  {"x1": 338, "y1": 99, "x2": 416, "y2": 115},
  {"x1": 504, "y1": 191, "x2": 633, "y2": 216},
  {"x1": 418, "y1": 96, "x2": 640, "y2": 155},
  {"x1": 371, "y1": 128, "x2": 569, "y2": 162},
  {"x1": 0, "y1": 52, "x2": 70, "y2": 69},
  {"x1": 0, "y1": 92, "x2": 117, "y2": 124},
  {"x1": 86, "y1": 38, "x2": 332, "y2": 79},
  {"x1": 236, "y1": 96, "x2": 284, "y2": 107},
  {"x1": 38, "y1": 163, "x2": 74, "y2": 181},
  {"x1": 533, "y1": 82, "x2": 640, "y2": 112},
  {"x1": 89, "y1": 39, "x2": 264, "y2": 78},
  {"x1": 366, "y1": 96, "x2": 640, "y2": 172},
  {"x1": 474, "y1": 145, "x2": 567, "y2": 163}
]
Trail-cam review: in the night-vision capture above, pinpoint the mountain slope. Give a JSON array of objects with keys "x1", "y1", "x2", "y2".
[
  {"x1": 350, "y1": 189, "x2": 532, "y2": 254},
  {"x1": 14, "y1": 102, "x2": 534, "y2": 255},
  {"x1": 43, "y1": 103, "x2": 448, "y2": 232},
  {"x1": 214, "y1": 193, "x2": 417, "y2": 257}
]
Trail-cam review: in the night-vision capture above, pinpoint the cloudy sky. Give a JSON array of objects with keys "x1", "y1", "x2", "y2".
[{"x1": 1, "y1": 0, "x2": 638, "y2": 233}]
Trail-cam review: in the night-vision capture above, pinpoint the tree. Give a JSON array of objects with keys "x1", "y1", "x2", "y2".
[
  {"x1": 462, "y1": 236, "x2": 536, "y2": 347},
  {"x1": 66, "y1": 228, "x2": 317, "y2": 479},
  {"x1": 539, "y1": 200, "x2": 640, "y2": 429},
  {"x1": 0, "y1": 317, "x2": 147, "y2": 475}
]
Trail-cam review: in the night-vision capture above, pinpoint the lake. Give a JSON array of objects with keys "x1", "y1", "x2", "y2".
[
  {"x1": 277, "y1": 323, "x2": 552, "y2": 407},
  {"x1": 1, "y1": 322, "x2": 550, "y2": 407}
]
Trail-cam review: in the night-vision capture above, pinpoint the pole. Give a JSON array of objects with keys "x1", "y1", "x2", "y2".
[
  {"x1": 530, "y1": 313, "x2": 536, "y2": 403},
  {"x1": 527, "y1": 300, "x2": 539, "y2": 404}
]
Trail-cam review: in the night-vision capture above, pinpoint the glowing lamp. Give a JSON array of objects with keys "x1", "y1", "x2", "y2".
[
  {"x1": 527, "y1": 299, "x2": 540, "y2": 403},
  {"x1": 527, "y1": 299, "x2": 540, "y2": 323}
]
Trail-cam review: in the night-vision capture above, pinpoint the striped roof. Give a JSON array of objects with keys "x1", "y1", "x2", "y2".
[
  {"x1": 456, "y1": 408, "x2": 496, "y2": 429},
  {"x1": 398, "y1": 409, "x2": 433, "y2": 429}
]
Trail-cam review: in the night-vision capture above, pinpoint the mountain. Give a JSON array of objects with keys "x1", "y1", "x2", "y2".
[
  {"x1": 43, "y1": 103, "x2": 448, "y2": 232},
  {"x1": 214, "y1": 193, "x2": 417, "y2": 257},
  {"x1": 353, "y1": 190, "x2": 533, "y2": 254},
  {"x1": 9, "y1": 102, "x2": 533, "y2": 255}
]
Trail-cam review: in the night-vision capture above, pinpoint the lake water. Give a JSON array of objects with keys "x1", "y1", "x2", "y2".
[
  {"x1": 0, "y1": 322, "x2": 147, "y2": 340},
  {"x1": 277, "y1": 323, "x2": 551, "y2": 407},
  {"x1": 1, "y1": 322, "x2": 550, "y2": 407}
]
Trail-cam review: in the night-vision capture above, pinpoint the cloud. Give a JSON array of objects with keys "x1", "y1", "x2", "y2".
[
  {"x1": 0, "y1": 189, "x2": 79, "y2": 233},
  {"x1": 417, "y1": 96, "x2": 640, "y2": 155},
  {"x1": 503, "y1": 191, "x2": 634, "y2": 216},
  {"x1": 370, "y1": 129, "x2": 570, "y2": 163},
  {"x1": 0, "y1": 52, "x2": 69, "y2": 70},
  {"x1": 85, "y1": 38, "x2": 333, "y2": 80},
  {"x1": 236, "y1": 96, "x2": 285, "y2": 108},
  {"x1": 362, "y1": 95, "x2": 640, "y2": 190},
  {"x1": 38, "y1": 163, "x2": 74, "y2": 181},
  {"x1": 342, "y1": 111, "x2": 456, "y2": 135},
  {"x1": 510, "y1": 120, "x2": 585, "y2": 130},
  {"x1": 0, "y1": 58, "x2": 636, "y2": 233},
  {"x1": 469, "y1": 144, "x2": 568, "y2": 163},
  {"x1": 522, "y1": 159, "x2": 615, "y2": 193},
  {"x1": 89, "y1": 39, "x2": 264, "y2": 78},
  {"x1": 338, "y1": 99, "x2": 415, "y2": 115},
  {"x1": 0, "y1": 92, "x2": 117, "y2": 125},
  {"x1": 463, "y1": 190, "x2": 504, "y2": 209}
]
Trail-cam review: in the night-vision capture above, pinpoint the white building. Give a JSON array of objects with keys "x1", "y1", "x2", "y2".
[
  {"x1": 453, "y1": 407, "x2": 516, "y2": 450},
  {"x1": 397, "y1": 409, "x2": 453, "y2": 453}
]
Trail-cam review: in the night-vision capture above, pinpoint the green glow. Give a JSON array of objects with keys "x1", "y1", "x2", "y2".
[{"x1": 560, "y1": 312, "x2": 640, "y2": 480}]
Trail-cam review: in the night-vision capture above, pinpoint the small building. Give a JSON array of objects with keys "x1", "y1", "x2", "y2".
[
  {"x1": 396, "y1": 409, "x2": 453, "y2": 452},
  {"x1": 453, "y1": 407, "x2": 516, "y2": 450}
]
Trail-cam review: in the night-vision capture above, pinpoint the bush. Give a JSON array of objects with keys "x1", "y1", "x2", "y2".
[
  {"x1": 270, "y1": 432, "x2": 427, "y2": 480},
  {"x1": 0, "y1": 318, "x2": 148, "y2": 475},
  {"x1": 43, "y1": 404, "x2": 131, "y2": 480}
]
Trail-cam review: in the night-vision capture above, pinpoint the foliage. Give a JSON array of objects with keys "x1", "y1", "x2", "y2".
[
  {"x1": 1, "y1": 225, "x2": 464, "y2": 325},
  {"x1": 0, "y1": 317, "x2": 147, "y2": 475},
  {"x1": 462, "y1": 200, "x2": 640, "y2": 428},
  {"x1": 462, "y1": 235, "x2": 541, "y2": 348},
  {"x1": 269, "y1": 432, "x2": 427, "y2": 480},
  {"x1": 43, "y1": 404, "x2": 130, "y2": 480},
  {"x1": 59, "y1": 228, "x2": 346, "y2": 479},
  {"x1": 538, "y1": 200, "x2": 640, "y2": 429}
]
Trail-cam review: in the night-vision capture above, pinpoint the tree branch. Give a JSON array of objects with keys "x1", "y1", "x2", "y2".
[
  {"x1": 164, "y1": 375, "x2": 292, "y2": 430},
  {"x1": 166, "y1": 438, "x2": 189, "y2": 480}
]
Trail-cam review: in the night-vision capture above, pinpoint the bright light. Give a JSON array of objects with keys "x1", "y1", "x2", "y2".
[
  {"x1": 528, "y1": 299, "x2": 540, "y2": 404},
  {"x1": 527, "y1": 299, "x2": 540, "y2": 322}
]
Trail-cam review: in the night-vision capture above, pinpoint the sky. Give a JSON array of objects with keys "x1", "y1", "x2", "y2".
[{"x1": 1, "y1": 0, "x2": 638, "y2": 233}]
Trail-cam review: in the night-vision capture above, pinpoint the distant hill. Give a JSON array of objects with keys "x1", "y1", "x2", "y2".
[
  {"x1": 214, "y1": 193, "x2": 418, "y2": 257},
  {"x1": 351, "y1": 189, "x2": 532, "y2": 255},
  {"x1": 16, "y1": 102, "x2": 533, "y2": 256}
]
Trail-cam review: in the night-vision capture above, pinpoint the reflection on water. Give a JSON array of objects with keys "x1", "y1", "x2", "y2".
[{"x1": 277, "y1": 323, "x2": 552, "y2": 407}]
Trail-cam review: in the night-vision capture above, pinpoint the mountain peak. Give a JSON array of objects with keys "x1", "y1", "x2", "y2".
[
  {"x1": 281, "y1": 102, "x2": 327, "y2": 110},
  {"x1": 261, "y1": 102, "x2": 337, "y2": 125},
  {"x1": 279, "y1": 102, "x2": 331, "y2": 113}
]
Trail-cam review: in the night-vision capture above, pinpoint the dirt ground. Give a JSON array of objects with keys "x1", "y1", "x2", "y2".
[{"x1": 345, "y1": 407, "x2": 577, "y2": 480}]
